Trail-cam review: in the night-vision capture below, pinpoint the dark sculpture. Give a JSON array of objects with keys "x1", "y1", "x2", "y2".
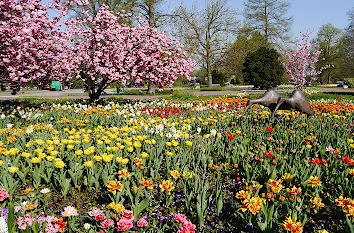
[
  {"x1": 243, "y1": 89, "x2": 281, "y2": 116},
  {"x1": 272, "y1": 90, "x2": 314, "y2": 118},
  {"x1": 243, "y1": 89, "x2": 314, "y2": 118}
]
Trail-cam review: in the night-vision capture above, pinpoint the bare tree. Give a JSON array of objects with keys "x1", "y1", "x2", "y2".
[
  {"x1": 172, "y1": 0, "x2": 239, "y2": 87},
  {"x1": 243, "y1": 0, "x2": 293, "y2": 45},
  {"x1": 68, "y1": 0, "x2": 136, "y2": 20}
]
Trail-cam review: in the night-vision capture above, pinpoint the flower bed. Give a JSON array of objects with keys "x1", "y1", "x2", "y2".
[{"x1": 0, "y1": 98, "x2": 353, "y2": 232}]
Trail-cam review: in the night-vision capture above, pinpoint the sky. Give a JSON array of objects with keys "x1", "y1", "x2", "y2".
[{"x1": 163, "y1": 0, "x2": 353, "y2": 39}]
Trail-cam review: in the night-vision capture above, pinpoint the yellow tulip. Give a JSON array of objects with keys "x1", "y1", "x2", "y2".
[
  {"x1": 21, "y1": 152, "x2": 31, "y2": 158},
  {"x1": 84, "y1": 161, "x2": 93, "y2": 167},
  {"x1": 166, "y1": 152, "x2": 173, "y2": 156},
  {"x1": 35, "y1": 148, "x2": 43, "y2": 154},
  {"x1": 49, "y1": 150, "x2": 58, "y2": 156},
  {"x1": 141, "y1": 152, "x2": 149, "y2": 158},
  {"x1": 185, "y1": 141, "x2": 193, "y2": 146},
  {"x1": 31, "y1": 157, "x2": 41, "y2": 163},
  {"x1": 8, "y1": 166, "x2": 19, "y2": 173},
  {"x1": 116, "y1": 157, "x2": 123, "y2": 163},
  {"x1": 121, "y1": 158, "x2": 129, "y2": 165},
  {"x1": 46, "y1": 156, "x2": 54, "y2": 161},
  {"x1": 55, "y1": 160, "x2": 65, "y2": 168},
  {"x1": 75, "y1": 150, "x2": 83, "y2": 156}
]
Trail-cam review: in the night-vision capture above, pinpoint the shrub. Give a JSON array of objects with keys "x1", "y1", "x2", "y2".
[
  {"x1": 242, "y1": 47, "x2": 284, "y2": 89},
  {"x1": 343, "y1": 78, "x2": 354, "y2": 88},
  {"x1": 212, "y1": 69, "x2": 229, "y2": 86}
]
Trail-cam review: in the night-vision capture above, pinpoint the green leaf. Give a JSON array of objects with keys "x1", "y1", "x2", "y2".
[
  {"x1": 134, "y1": 198, "x2": 150, "y2": 220},
  {"x1": 217, "y1": 195, "x2": 223, "y2": 215},
  {"x1": 257, "y1": 222, "x2": 267, "y2": 231},
  {"x1": 345, "y1": 215, "x2": 354, "y2": 233},
  {"x1": 7, "y1": 203, "x2": 14, "y2": 232}
]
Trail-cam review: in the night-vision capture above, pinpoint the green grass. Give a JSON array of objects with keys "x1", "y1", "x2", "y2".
[{"x1": 200, "y1": 87, "x2": 226, "y2": 91}]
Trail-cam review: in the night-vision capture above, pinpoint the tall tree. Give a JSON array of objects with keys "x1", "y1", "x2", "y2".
[
  {"x1": 65, "y1": 5, "x2": 195, "y2": 101},
  {"x1": 0, "y1": 0, "x2": 73, "y2": 94},
  {"x1": 219, "y1": 27, "x2": 266, "y2": 83},
  {"x1": 313, "y1": 23, "x2": 343, "y2": 83},
  {"x1": 133, "y1": 0, "x2": 169, "y2": 27},
  {"x1": 172, "y1": 0, "x2": 238, "y2": 87},
  {"x1": 243, "y1": 0, "x2": 293, "y2": 45},
  {"x1": 339, "y1": 8, "x2": 354, "y2": 79},
  {"x1": 131, "y1": 0, "x2": 177, "y2": 92}
]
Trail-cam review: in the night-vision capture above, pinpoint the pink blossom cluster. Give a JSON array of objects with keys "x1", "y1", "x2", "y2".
[
  {"x1": 0, "y1": 0, "x2": 75, "y2": 87},
  {"x1": 0, "y1": 189, "x2": 9, "y2": 201},
  {"x1": 88, "y1": 208, "x2": 147, "y2": 230},
  {"x1": 174, "y1": 213, "x2": 196, "y2": 233},
  {"x1": 280, "y1": 31, "x2": 330, "y2": 89},
  {"x1": 1, "y1": 0, "x2": 194, "y2": 95},
  {"x1": 17, "y1": 212, "x2": 59, "y2": 232},
  {"x1": 61, "y1": 206, "x2": 78, "y2": 217},
  {"x1": 64, "y1": 5, "x2": 195, "y2": 98}
]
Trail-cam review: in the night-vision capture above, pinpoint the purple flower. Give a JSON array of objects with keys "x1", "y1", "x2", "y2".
[{"x1": 36, "y1": 212, "x2": 46, "y2": 227}]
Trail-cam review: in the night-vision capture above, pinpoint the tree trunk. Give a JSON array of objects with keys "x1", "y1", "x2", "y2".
[
  {"x1": 207, "y1": 57, "x2": 212, "y2": 87},
  {"x1": 89, "y1": 90, "x2": 100, "y2": 103},
  {"x1": 148, "y1": 81, "x2": 155, "y2": 94},
  {"x1": 264, "y1": 0, "x2": 269, "y2": 45}
]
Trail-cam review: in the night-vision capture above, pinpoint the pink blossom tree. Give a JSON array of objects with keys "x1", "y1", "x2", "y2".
[
  {"x1": 64, "y1": 5, "x2": 195, "y2": 101},
  {"x1": 0, "y1": 0, "x2": 74, "y2": 93},
  {"x1": 280, "y1": 31, "x2": 330, "y2": 89}
]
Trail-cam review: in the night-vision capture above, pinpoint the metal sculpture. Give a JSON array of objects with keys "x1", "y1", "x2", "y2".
[
  {"x1": 272, "y1": 90, "x2": 314, "y2": 118},
  {"x1": 243, "y1": 89, "x2": 281, "y2": 116},
  {"x1": 243, "y1": 89, "x2": 314, "y2": 118}
]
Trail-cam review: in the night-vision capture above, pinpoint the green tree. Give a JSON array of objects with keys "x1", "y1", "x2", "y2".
[
  {"x1": 313, "y1": 23, "x2": 343, "y2": 83},
  {"x1": 243, "y1": 0, "x2": 293, "y2": 45},
  {"x1": 242, "y1": 47, "x2": 284, "y2": 89},
  {"x1": 339, "y1": 8, "x2": 354, "y2": 79},
  {"x1": 212, "y1": 69, "x2": 229, "y2": 86},
  {"x1": 172, "y1": 0, "x2": 239, "y2": 87},
  {"x1": 219, "y1": 27, "x2": 266, "y2": 84}
]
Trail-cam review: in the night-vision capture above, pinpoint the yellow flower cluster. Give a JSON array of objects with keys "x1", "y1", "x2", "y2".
[{"x1": 107, "y1": 202, "x2": 125, "y2": 213}]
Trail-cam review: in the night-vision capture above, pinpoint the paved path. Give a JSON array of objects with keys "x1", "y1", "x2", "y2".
[{"x1": 0, "y1": 87, "x2": 353, "y2": 100}]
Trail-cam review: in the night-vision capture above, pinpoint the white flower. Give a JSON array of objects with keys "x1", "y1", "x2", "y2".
[
  {"x1": 155, "y1": 124, "x2": 164, "y2": 131},
  {"x1": 26, "y1": 126, "x2": 34, "y2": 134},
  {"x1": 0, "y1": 114, "x2": 5, "y2": 119},
  {"x1": 0, "y1": 216, "x2": 8, "y2": 233},
  {"x1": 6, "y1": 124, "x2": 13, "y2": 129},
  {"x1": 197, "y1": 127, "x2": 201, "y2": 134},
  {"x1": 40, "y1": 188, "x2": 51, "y2": 194},
  {"x1": 210, "y1": 129, "x2": 217, "y2": 136}
]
